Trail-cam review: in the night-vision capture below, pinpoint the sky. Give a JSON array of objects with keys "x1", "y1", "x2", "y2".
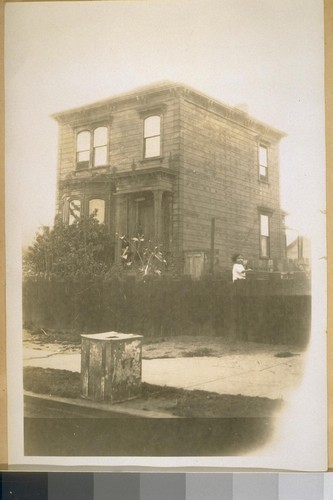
[{"x1": 5, "y1": 0, "x2": 326, "y2": 249}]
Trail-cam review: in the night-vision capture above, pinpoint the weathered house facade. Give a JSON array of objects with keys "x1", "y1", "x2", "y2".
[{"x1": 53, "y1": 81, "x2": 286, "y2": 276}]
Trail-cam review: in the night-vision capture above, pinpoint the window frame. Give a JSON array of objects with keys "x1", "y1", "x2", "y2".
[
  {"x1": 143, "y1": 114, "x2": 162, "y2": 160},
  {"x1": 258, "y1": 144, "x2": 269, "y2": 182},
  {"x1": 93, "y1": 126, "x2": 108, "y2": 168},
  {"x1": 259, "y1": 212, "x2": 270, "y2": 259},
  {"x1": 76, "y1": 130, "x2": 91, "y2": 170},
  {"x1": 75, "y1": 124, "x2": 109, "y2": 170}
]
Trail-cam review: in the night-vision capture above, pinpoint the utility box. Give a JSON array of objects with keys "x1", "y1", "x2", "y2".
[{"x1": 81, "y1": 332, "x2": 143, "y2": 403}]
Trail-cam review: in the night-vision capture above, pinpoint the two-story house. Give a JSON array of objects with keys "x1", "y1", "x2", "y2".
[{"x1": 52, "y1": 81, "x2": 286, "y2": 277}]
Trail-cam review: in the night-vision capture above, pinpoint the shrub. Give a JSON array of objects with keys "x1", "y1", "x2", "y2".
[{"x1": 23, "y1": 215, "x2": 114, "y2": 280}]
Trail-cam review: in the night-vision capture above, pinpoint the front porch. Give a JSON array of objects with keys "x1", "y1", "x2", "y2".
[{"x1": 113, "y1": 166, "x2": 175, "y2": 262}]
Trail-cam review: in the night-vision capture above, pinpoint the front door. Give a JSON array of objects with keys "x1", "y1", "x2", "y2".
[{"x1": 136, "y1": 193, "x2": 154, "y2": 245}]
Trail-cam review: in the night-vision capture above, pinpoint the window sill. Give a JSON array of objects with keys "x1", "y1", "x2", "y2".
[
  {"x1": 76, "y1": 162, "x2": 90, "y2": 171},
  {"x1": 140, "y1": 156, "x2": 164, "y2": 164},
  {"x1": 75, "y1": 164, "x2": 110, "y2": 172},
  {"x1": 92, "y1": 164, "x2": 110, "y2": 170},
  {"x1": 75, "y1": 166, "x2": 90, "y2": 173}
]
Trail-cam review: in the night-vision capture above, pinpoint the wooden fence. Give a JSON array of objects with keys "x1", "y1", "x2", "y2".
[{"x1": 22, "y1": 273, "x2": 311, "y2": 346}]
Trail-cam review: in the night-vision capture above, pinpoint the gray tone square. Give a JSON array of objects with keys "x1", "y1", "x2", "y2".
[
  {"x1": 93, "y1": 473, "x2": 140, "y2": 500},
  {"x1": 186, "y1": 473, "x2": 233, "y2": 500},
  {"x1": 140, "y1": 473, "x2": 185, "y2": 500},
  {"x1": 279, "y1": 473, "x2": 324, "y2": 500},
  {"x1": 1, "y1": 473, "x2": 48, "y2": 500},
  {"x1": 233, "y1": 473, "x2": 278, "y2": 500},
  {"x1": 324, "y1": 473, "x2": 333, "y2": 499},
  {"x1": 48, "y1": 472, "x2": 93, "y2": 500}
]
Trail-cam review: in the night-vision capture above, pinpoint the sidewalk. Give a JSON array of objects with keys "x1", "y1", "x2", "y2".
[{"x1": 23, "y1": 340, "x2": 305, "y2": 401}]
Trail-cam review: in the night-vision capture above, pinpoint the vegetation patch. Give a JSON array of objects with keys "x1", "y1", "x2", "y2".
[
  {"x1": 24, "y1": 367, "x2": 81, "y2": 398},
  {"x1": 274, "y1": 352, "x2": 300, "y2": 358},
  {"x1": 24, "y1": 328, "x2": 82, "y2": 346},
  {"x1": 24, "y1": 367, "x2": 283, "y2": 418},
  {"x1": 182, "y1": 347, "x2": 214, "y2": 357}
]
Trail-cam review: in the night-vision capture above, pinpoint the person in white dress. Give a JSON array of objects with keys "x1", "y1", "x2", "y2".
[
  {"x1": 231, "y1": 253, "x2": 251, "y2": 340},
  {"x1": 232, "y1": 254, "x2": 247, "y2": 282}
]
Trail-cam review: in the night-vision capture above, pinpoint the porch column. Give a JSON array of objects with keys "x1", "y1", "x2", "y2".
[
  {"x1": 114, "y1": 194, "x2": 127, "y2": 262},
  {"x1": 164, "y1": 191, "x2": 173, "y2": 251},
  {"x1": 153, "y1": 189, "x2": 163, "y2": 247}
]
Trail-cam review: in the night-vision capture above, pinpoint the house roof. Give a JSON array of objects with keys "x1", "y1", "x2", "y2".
[{"x1": 51, "y1": 80, "x2": 286, "y2": 140}]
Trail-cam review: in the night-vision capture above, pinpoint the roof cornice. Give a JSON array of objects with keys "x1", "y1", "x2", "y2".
[{"x1": 51, "y1": 81, "x2": 286, "y2": 140}]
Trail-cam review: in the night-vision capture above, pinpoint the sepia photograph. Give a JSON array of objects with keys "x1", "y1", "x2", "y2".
[{"x1": 5, "y1": 0, "x2": 327, "y2": 469}]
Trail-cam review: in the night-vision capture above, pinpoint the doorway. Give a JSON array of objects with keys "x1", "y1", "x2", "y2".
[{"x1": 134, "y1": 193, "x2": 154, "y2": 244}]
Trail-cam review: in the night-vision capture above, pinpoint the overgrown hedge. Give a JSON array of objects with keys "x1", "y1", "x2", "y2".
[{"x1": 22, "y1": 274, "x2": 311, "y2": 346}]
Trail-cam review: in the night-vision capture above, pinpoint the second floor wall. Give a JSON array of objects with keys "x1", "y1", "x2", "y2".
[{"x1": 56, "y1": 91, "x2": 181, "y2": 184}]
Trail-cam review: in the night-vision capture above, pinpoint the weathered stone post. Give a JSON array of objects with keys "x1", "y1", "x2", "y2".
[{"x1": 81, "y1": 332, "x2": 143, "y2": 403}]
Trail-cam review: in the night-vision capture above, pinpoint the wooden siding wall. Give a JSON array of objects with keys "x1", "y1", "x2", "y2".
[{"x1": 180, "y1": 97, "x2": 284, "y2": 269}]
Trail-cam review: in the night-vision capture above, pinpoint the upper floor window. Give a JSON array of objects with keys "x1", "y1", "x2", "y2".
[
  {"x1": 93, "y1": 127, "x2": 108, "y2": 167},
  {"x1": 68, "y1": 199, "x2": 81, "y2": 224},
  {"x1": 76, "y1": 131, "x2": 90, "y2": 169},
  {"x1": 89, "y1": 198, "x2": 105, "y2": 224},
  {"x1": 260, "y1": 213, "x2": 270, "y2": 258},
  {"x1": 144, "y1": 115, "x2": 161, "y2": 158},
  {"x1": 76, "y1": 126, "x2": 108, "y2": 169},
  {"x1": 259, "y1": 145, "x2": 268, "y2": 181}
]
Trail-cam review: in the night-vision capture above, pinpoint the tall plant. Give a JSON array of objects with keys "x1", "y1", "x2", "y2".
[
  {"x1": 118, "y1": 233, "x2": 167, "y2": 279},
  {"x1": 23, "y1": 215, "x2": 114, "y2": 280}
]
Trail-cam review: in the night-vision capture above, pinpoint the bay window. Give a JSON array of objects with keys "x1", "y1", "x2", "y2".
[{"x1": 89, "y1": 198, "x2": 105, "y2": 224}]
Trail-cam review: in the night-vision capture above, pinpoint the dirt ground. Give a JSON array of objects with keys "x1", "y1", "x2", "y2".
[{"x1": 23, "y1": 328, "x2": 304, "y2": 361}]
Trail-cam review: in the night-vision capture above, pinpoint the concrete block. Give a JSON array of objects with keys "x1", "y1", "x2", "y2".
[{"x1": 81, "y1": 331, "x2": 143, "y2": 403}]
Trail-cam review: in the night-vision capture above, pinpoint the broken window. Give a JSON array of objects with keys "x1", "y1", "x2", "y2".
[
  {"x1": 89, "y1": 198, "x2": 105, "y2": 224},
  {"x1": 68, "y1": 199, "x2": 81, "y2": 224}
]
